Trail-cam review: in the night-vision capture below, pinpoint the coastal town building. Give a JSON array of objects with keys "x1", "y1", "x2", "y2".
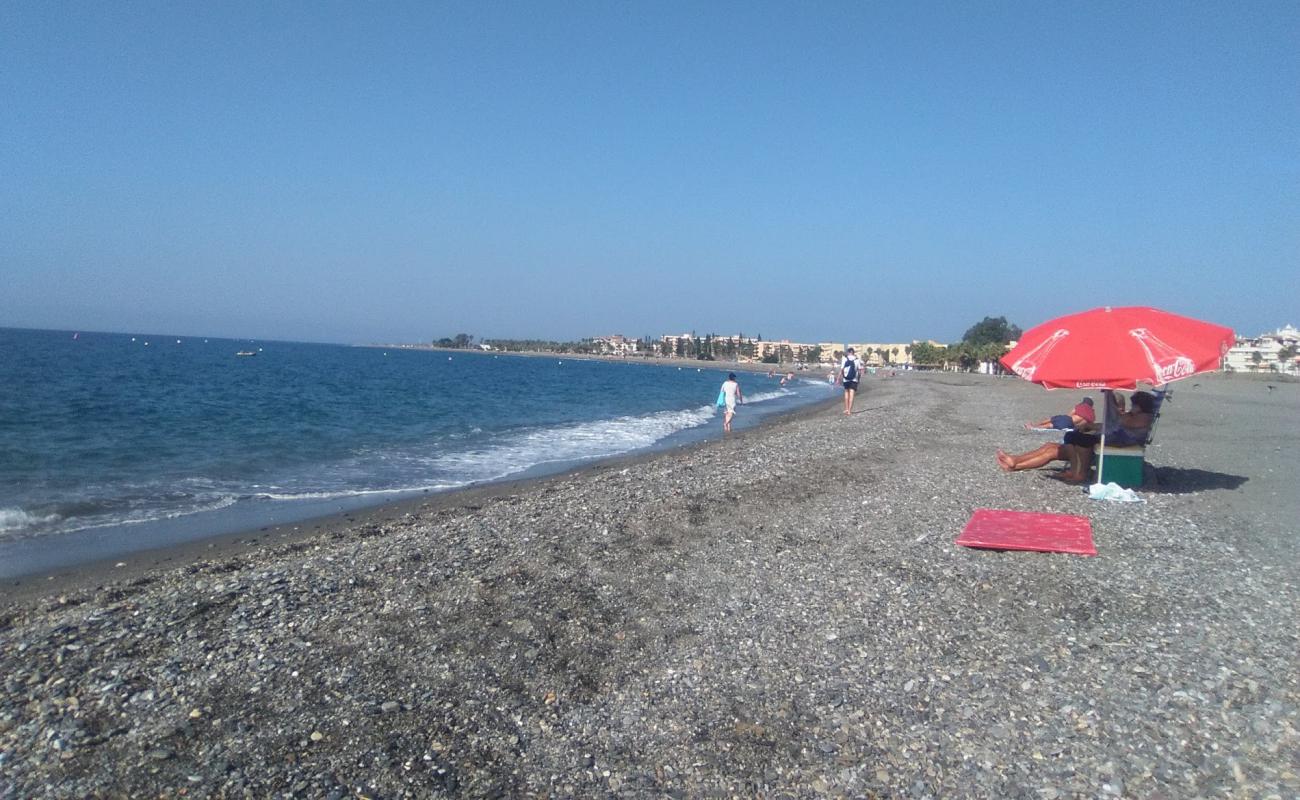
[
  {"x1": 657, "y1": 333, "x2": 715, "y2": 358},
  {"x1": 659, "y1": 333, "x2": 807, "y2": 361},
  {"x1": 589, "y1": 334, "x2": 641, "y2": 356},
  {"x1": 1224, "y1": 324, "x2": 1299, "y2": 374},
  {"x1": 816, "y1": 341, "x2": 945, "y2": 366},
  {"x1": 852, "y1": 343, "x2": 908, "y2": 366},
  {"x1": 659, "y1": 333, "x2": 697, "y2": 358},
  {"x1": 751, "y1": 339, "x2": 819, "y2": 364},
  {"x1": 651, "y1": 333, "x2": 952, "y2": 367}
]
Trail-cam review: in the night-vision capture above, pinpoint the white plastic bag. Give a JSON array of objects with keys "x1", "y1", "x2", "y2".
[{"x1": 1088, "y1": 482, "x2": 1144, "y2": 503}]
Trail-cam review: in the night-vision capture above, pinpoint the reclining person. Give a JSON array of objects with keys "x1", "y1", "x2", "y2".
[
  {"x1": 997, "y1": 391, "x2": 1156, "y2": 482},
  {"x1": 1025, "y1": 396, "x2": 1095, "y2": 430}
]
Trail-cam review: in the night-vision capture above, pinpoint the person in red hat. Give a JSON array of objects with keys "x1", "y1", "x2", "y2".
[
  {"x1": 997, "y1": 391, "x2": 1154, "y2": 481},
  {"x1": 1025, "y1": 396, "x2": 1095, "y2": 430}
]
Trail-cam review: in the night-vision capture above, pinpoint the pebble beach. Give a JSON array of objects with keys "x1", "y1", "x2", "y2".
[{"x1": 1, "y1": 371, "x2": 1296, "y2": 798}]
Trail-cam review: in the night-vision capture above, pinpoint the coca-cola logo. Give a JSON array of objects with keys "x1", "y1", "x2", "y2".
[
  {"x1": 1130, "y1": 329, "x2": 1197, "y2": 385},
  {"x1": 1156, "y1": 357, "x2": 1195, "y2": 382},
  {"x1": 1010, "y1": 329, "x2": 1069, "y2": 383}
]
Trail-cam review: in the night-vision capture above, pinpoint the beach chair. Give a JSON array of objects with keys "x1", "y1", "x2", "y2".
[{"x1": 1091, "y1": 387, "x2": 1170, "y2": 487}]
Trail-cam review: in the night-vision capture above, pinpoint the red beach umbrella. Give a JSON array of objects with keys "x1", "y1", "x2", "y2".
[
  {"x1": 1001, "y1": 306, "x2": 1235, "y2": 390},
  {"x1": 1000, "y1": 306, "x2": 1234, "y2": 485}
]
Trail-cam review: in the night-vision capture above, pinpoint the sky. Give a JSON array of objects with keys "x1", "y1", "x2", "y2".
[{"x1": 2, "y1": 2, "x2": 1297, "y2": 345}]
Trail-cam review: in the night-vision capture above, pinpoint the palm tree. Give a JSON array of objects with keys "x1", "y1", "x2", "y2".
[{"x1": 1278, "y1": 344, "x2": 1298, "y2": 372}]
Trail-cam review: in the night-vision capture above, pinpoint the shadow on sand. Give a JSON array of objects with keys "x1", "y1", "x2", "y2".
[{"x1": 1144, "y1": 466, "x2": 1249, "y2": 494}]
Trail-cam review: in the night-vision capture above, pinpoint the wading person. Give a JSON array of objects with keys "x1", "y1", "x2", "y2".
[{"x1": 719, "y1": 372, "x2": 743, "y2": 432}]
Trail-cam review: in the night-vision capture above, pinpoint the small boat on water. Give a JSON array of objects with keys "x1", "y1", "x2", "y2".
[{"x1": 236, "y1": 350, "x2": 257, "y2": 357}]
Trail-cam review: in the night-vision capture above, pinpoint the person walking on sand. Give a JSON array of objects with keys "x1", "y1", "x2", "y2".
[
  {"x1": 837, "y1": 348, "x2": 863, "y2": 415},
  {"x1": 719, "y1": 372, "x2": 743, "y2": 432}
]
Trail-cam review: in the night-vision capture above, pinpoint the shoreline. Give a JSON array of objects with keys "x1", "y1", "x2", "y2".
[
  {"x1": 2, "y1": 372, "x2": 1295, "y2": 797},
  {"x1": 0, "y1": 357, "x2": 833, "y2": 589},
  {"x1": 0, "y1": 389, "x2": 845, "y2": 604}
]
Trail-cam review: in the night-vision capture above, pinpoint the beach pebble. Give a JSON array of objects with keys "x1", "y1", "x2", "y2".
[{"x1": 0, "y1": 372, "x2": 1295, "y2": 798}]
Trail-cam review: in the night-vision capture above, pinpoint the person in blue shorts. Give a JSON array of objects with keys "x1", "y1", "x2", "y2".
[
  {"x1": 837, "y1": 348, "x2": 863, "y2": 415},
  {"x1": 997, "y1": 391, "x2": 1155, "y2": 482},
  {"x1": 1025, "y1": 396, "x2": 1095, "y2": 430}
]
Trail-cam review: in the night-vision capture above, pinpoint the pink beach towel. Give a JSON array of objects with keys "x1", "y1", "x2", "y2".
[{"x1": 957, "y1": 508, "x2": 1096, "y2": 556}]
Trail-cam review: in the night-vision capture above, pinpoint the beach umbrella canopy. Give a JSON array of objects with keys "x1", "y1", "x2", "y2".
[{"x1": 1001, "y1": 306, "x2": 1235, "y2": 390}]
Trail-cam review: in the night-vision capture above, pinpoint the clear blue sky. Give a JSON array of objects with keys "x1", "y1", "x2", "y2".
[{"x1": 3, "y1": 1, "x2": 1296, "y2": 344}]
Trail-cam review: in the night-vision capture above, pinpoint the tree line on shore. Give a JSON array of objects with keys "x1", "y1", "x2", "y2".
[{"x1": 431, "y1": 316, "x2": 1023, "y2": 370}]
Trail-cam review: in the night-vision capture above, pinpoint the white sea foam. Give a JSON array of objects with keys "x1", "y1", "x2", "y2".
[
  {"x1": 11, "y1": 391, "x2": 811, "y2": 534},
  {"x1": 116, "y1": 495, "x2": 241, "y2": 526},
  {"x1": 254, "y1": 405, "x2": 721, "y2": 503},
  {"x1": 0, "y1": 494, "x2": 242, "y2": 540},
  {"x1": 427, "y1": 404, "x2": 717, "y2": 484},
  {"x1": 0, "y1": 507, "x2": 63, "y2": 534},
  {"x1": 743, "y1": 388, "x2": 795, "y2": 404},
  {"x1": 253, "y1": 484, "x2": 465, "y2": 502}
]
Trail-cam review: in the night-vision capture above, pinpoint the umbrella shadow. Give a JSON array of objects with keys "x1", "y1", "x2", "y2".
[{"x1": 1144, "y1": 466, "x2": 1249, "y2": 494}]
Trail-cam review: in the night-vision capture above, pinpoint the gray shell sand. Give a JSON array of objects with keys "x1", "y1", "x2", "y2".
[{"x1": 1, "y1": 372, "x2": 1296, "y2": 798}]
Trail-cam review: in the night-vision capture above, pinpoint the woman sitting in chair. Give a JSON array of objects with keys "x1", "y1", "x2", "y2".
[{"x1": 997, "y1": 391, "x2": 1156, "y2": 482}]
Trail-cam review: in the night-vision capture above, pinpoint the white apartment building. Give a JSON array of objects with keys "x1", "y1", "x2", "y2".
[
  {"x1": 659, "y1": 333, "x2": 773, "y2": 359},
  {"x1": 1224, "y1": 324, "x2": 1299, "y2": 374},
  {"x1": 660, "y1": 334, "x2": 695, "y2": 356},
  {"x1": 590, "y1": 335, "x2": 641, "y2": 356}
]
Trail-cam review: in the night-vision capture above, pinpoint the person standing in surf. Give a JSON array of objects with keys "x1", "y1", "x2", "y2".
[{"x1": 719, "y1": 373, "x2": 744, "y2": 432}]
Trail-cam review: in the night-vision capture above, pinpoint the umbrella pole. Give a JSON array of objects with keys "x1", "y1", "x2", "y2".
[{"x1": 1097, "y1": 393, "x2": 1108, "y2": 485}]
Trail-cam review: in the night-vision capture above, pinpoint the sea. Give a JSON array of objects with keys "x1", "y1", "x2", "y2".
[{"x1": 0, "y1": 327, "x2": 835, "y2": 577}]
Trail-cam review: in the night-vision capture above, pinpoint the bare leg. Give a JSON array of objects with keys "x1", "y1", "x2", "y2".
[
  {"x1": 1071, "y1": 445, "x2": 1095, "y2": 482},
  {"x1": 844, "y1": 388, "x2": 855, "y2": 415},
  {"x1": 996, "y1": 449, "x2": 1016, "y2": 471},
  {"x1": 723, "y1": 408, "x2": 734, "y2": 432},
  {"x1": 996, "y1": 443, "x2": 1067, "y2": 471},
  {"x1": 1025, "y1": 418, "x2": 1052, "y2": 429}
]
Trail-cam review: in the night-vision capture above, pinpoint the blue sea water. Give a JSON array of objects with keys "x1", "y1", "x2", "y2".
[{"x1": 0, "y1": 327, "x2": 833, "y2": 576}]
